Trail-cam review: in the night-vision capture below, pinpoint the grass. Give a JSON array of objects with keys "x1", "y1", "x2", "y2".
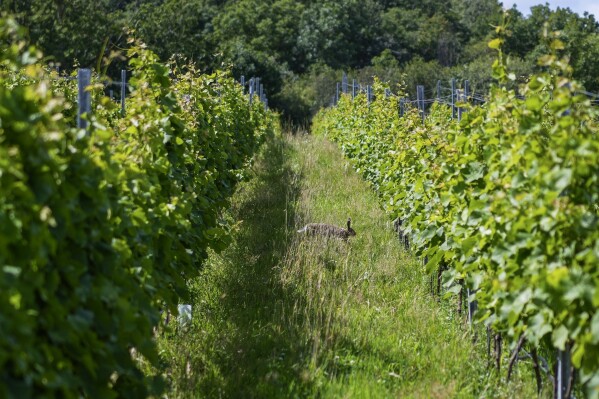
[{"x1": 155, "y1": 133, "x2": 547, "y2": 398}]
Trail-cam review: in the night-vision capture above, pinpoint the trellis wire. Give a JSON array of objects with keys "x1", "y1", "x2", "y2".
[{"x1": 74, "y1": 68, "x2": 263, "y2": 128}]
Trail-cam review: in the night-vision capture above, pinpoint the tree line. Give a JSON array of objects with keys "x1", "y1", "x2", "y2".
[{"x1": 3, "y1": 0, "x2": 599, "y2": 124}]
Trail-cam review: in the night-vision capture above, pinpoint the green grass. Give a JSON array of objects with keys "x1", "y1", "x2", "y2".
[{"x1": 155, "y1": 133, "x2": 547, "y2": 398}]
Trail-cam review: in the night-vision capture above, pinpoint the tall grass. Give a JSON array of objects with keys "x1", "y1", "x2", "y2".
[{"x1": 155, "y1": 133, "x2": 544, "y2": 398}]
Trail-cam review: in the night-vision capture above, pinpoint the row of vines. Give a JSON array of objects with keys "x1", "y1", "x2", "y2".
[
  {"x1": 312, "y1": 29, "x2": 599, "y2": 398},
  {"x1": 0, "y1": 18, "x2": 276, "y2": 398}
]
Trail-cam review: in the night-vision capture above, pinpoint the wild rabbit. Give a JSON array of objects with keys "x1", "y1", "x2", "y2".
[{"x1": 297, "y1": 218, "x2": 356, "y2": 240}]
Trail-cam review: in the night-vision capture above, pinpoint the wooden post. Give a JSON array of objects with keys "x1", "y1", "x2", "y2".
[{"x1": 77, "y1": 68, "x2": 92, "y2": 130}]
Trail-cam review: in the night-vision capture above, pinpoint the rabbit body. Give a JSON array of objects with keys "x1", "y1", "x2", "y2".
[{"x1": 297, "y1": 218, "x2": 356, "y2": 240}]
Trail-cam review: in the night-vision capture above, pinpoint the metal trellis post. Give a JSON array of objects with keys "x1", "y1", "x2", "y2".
[
  {"x1": 556, "y1": 346, "x2": 572, "y2": 399},
  {"x1": 467, "y1": 288, "x2": 478, "y2": 327},
  {"x1": 77, "y1": 68, "x2": 92, "y2": 130},
  {"x1": 451, "y1": 78, "x2": 456, "y2": 119},
  {"x1": 121, "y1": 69, "x2": 127, "y2": 116},
  {"x1": 342, "y1": 72, "x2": 348, "y2": 94},
  {"x1": 464, "y1": 80, "x2": 470, "y2": 105},
  {"x1": 417, "y1": 85, "x2": 425, "y2": 122}
]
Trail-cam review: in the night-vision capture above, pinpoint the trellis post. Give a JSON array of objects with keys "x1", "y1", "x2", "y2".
[
  {"x1": 121, "y1": 70, "x2": 127, "y2": 116},
  {"x1": 77, "y1": 68, "x2": 92, "y2": 130},
  {"x1": 342, "y1": 72, "x2": 348, "y2": 94},
  {"x1": 457, "y1": 89, "x2": 463, "y2": 121},
  {"x1": 417, "y1": 85, "x2": 425, "y2": 122},
  {"x1": 464, "y1": 80, "x2": 470, "y2": 105},
  {"x1": 451, "y1": 78, "x2": 456, "y2": 119},
  {"x1": 556, "y1": 346, "x2": 572, "y2": 399},
  {"x1": 467, "y1": 288, "x2": 478, "y2": 327}
]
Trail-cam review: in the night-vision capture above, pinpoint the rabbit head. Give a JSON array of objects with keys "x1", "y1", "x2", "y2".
[{"x1": 346, "y1": 218, "x2": 356, "y2": 237}]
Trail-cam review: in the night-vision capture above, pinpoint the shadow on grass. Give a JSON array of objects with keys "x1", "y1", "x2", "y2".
[{"x1": 173, "y1": 134, "x2": 313, "y2": 398}]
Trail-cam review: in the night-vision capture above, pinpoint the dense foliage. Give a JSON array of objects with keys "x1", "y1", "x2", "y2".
[
  {"x1": 312, "y1": 32, "x2": 599, "y2": 397},
  {"x1": 0, "y1": 18, "x2": 275, "y2": 398},
  {"x1": 2, "y1": 0, "x2": 599, "y2": 123}
]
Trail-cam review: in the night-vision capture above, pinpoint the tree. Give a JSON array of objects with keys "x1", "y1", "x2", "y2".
[
  {"x1": 2, "y1": 0, "x2": 122, "y2": 69},
  {"x1": 297, "y1": 0, "x2": 383, "y2": 69},
  {"x1": 127, "y1": 0, "x2": 218, "y2": 71},
  {"x1": 451, "y1": 0, "x2": 502, "y2": 40},
  {"x1": 572, "y1": 33, "x2": 599, "y2": 92}
]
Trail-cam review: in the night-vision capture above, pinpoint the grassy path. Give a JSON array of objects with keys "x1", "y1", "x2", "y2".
[{"x1": 157, "y1": 133, "x2": 538, "y2": 398}]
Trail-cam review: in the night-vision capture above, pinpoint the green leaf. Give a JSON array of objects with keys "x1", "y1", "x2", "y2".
[
  {"x1": 552, "y1": 325, "x2": 569, "y2": 350},
  {"x1": 443, "y1": 283, "x2": 462, "y2": 299},
  {"x1": 525, "y1": 96, "x2": 543, "y2": 112},
  {"x1": 547, "y1": 267, "x2": 569, "y2": 288},
  {"x1": 572, "y1": 341, "x2": 585, "y2": 368},
  {"x1": 464, "y1": 162, "x2": 485, "y2": 183},
  {"x1": 425, "y1": 249, "x2": 443, "y2": 273},
  {"x1": 2, "y1": 265, "x2": 22, "y2": 277},
  {"x1": 550, "y1": 168, "x2": 572, "y2": 192},
  {"x1": 461, "y1": 236, "x2": 478, "y2": 255},
  {"x1": 592, "y1": 312, "x2": 599, "y2": 344},
  {"x1": 488, "y1": 38, "x2": 503, "y2": 50}
]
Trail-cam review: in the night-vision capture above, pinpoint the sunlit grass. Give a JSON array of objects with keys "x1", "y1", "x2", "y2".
[{"x1": 155, "y1": 133, "x2": 546, "y2": 398}]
